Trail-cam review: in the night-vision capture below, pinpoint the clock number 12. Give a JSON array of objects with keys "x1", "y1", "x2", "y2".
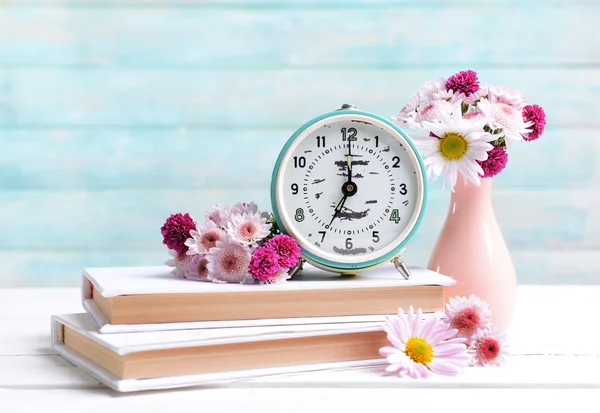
[{"x1": 341, "y1": 127, "x2": 357, "y2": 141}]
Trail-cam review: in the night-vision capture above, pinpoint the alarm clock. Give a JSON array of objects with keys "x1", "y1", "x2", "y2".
[{"x1": 270, "y1": 104, "x2": 427, "y2": 279}]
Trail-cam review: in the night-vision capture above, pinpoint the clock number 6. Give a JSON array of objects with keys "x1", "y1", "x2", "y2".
[{"x1": 345, "y1": 238, "x2": 353, "y2": 249}]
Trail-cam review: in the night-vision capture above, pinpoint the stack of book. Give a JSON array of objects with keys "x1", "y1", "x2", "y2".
[{"x1": 51, "y1": 263, "x2": 454, "y2": 392}]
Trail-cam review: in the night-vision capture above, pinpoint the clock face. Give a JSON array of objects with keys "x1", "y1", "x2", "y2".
[{"x1": 273, "y1": 113, "x2": 425, "y2": 267}]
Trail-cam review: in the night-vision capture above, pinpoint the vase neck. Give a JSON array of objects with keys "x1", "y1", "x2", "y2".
[{"x1": 452, "y1": 177, "x2": 493, "y2": 198}]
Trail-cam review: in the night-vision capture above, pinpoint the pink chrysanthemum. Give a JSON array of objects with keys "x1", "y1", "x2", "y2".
[
  {"x1": 522, "y1": 104, "x2": 546, "y2": 142},
  {"x1": 185, "y1": 254, "x2": 210, "y2": 282},
  {"x1": 477, "y1": 145, "x2": 508, "y2": 178},
  {"x1": 165, "y1": 249, "x2": 194, "y2": 278},
  {"x1": 446, "y1": 70, "x2": 480, "y2": 97},
  {"x1": 205, "y1": 204, "x2": 229, "y2": 229},
  {"x1": 444, "y1": 294, "x2": 493, "y2": 340},
  {"x1": 266, "y1": 234, "x2": 302, "y2": 268},
  {"x1": 379, "y1": 306, "x2": 470, "y2": 378},
  {"x1": 226, "y1": 211, "x2": 271, "y2": 246},
  {"x1": 185, "y1": 220, "x2": 226, "y2": 255},
  {"x1": 468, "y1": 328, "x2": 508, "y2": 366},
  {"x1": 160, "y1": 213, "x2": 196, "y2": 255},
  {"x1": 206, "y1": 235, "x2": 252, "y2": 284},
  {"x1": 249, "y1": 246, "x2": 281, "y2": 283}
]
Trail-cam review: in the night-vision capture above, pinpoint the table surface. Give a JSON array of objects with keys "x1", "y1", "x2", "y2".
[{"x1": 1, "y1": 286, "x2": 599, "y2": 413}]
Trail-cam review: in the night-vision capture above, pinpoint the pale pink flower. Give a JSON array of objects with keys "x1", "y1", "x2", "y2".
[
  {"x1": 184, "y1": 254, "x2": 210, "y2": 282},
  {"x1": 391, "y1": 92, "x2": 420, "y2": 124},
  {"x1": 487, "y1": 84, "x2": 527, "y2": 108},
  {"x1": 477, "y1": 98, "x2": 533, "y2": 143},
  {"x1": 185, "y1": 220, "x2": 226, "y2": 255},
  {"x1": 468, "y1": 328, "x2": 508, "y2": 366},
  {"x1": 379, "y1": 306, "x2": 470, "y2": 378},
  {"x1": 165, "y1": 249, "x2": 193, "y2": 278},
  {"x1": 226, "y1": 211, "x2": 272, "y2": 246},
  {"x1": 205, "y1": 204, "x2": 229, "y2": 229},
  {"x1": 444, "y1": 294, "x2": 493, "y2": 340},
  {"x1": 413, "y1": 99, "x2": 455, "y2": 125},
  {"x1": 206, "y1": 235, "x2": 252, "y2": 284}
]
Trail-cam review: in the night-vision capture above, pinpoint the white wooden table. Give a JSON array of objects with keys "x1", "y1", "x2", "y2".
[{"x1": 1, "y1": 286, "x2": 599, "y2": 413}]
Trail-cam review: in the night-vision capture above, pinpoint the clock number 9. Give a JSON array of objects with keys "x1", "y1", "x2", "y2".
[
  {"x1": 341, "y1": 127, "x2": 357, "y2": 141},
  {"x1": 291, "y1": 183, "x2": 298, "y2": 195}
]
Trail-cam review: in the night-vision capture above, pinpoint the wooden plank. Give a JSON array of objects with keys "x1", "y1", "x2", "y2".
[
  {"x1": 0, "y1": 188, "x2": 597, "y2": 251},
  {"x1": 0, "y1": 126, "x2": 594, "y2": 190},
  {"x1": 0, "y1": 7, "x2": 597, "y2": 68},
  {"x1": 0, "y1": 68, "x2": 593, "y2": 127}
]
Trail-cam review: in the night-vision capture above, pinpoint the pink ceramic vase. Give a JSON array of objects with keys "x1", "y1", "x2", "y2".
[{"x1": 428, "y1": 177, "x2": 517, "y2": 332}]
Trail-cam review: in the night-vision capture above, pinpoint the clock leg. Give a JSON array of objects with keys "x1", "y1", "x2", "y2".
[
  {"x1": 392, "y1": 256, "x2": 411, "y2": 280},
  {"x1": 288, "y1": 259, "x2": 305, "y2": 279}
]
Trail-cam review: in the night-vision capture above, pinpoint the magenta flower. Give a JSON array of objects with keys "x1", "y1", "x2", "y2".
[
  {"x1": 446, "y1": 70, "x2": 480, "y2": 97},
  {"x1": 266, "y1": 234, "x2": 302, "y2": 268},
  {"x1": 249, "y1": 246, "x2": 281, "y2": 283},
  {"x1": 379, "y1": 307, "x2": 470, "y2": 378},
  {"x1": 160, "y1": 213, "x2": 196, "y2": 255},
  {"x1": 522, "y1": 104, "x2": 546, "y2": 141},
  {"x1": 477, "y1": 145, "x2": 508, "y2": 178}
]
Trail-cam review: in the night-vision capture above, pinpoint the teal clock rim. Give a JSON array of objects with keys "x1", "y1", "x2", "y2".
[{"x1": 270, "y1": 109, "x2": 428, "y2": 270}]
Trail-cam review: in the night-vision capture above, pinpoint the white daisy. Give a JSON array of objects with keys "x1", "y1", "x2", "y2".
[
  {"x1": 477, "y1": 98, "x2": 533, "y2": 143},
  {"x1": 184, "y1": 219, "x2": 226, "y2": 255},
  {"x1": 206, "y1": 235, "x2": 252, "y2": 284},
  {"x1": 226, "y1": 211, "x2": 272, "y2": 246},
  {"x1": 417, "y1": 104, "x2": 494, "y2": 189}
]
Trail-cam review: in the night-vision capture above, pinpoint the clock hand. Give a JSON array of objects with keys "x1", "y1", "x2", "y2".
[{"x1": 328, "y1": 194, "x2": 348, "y2": 228}]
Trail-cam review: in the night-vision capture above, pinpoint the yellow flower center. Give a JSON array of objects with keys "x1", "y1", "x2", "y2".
[
  {"x1": 439, "y1": 132, "x2": 468, "y2": 160},
  {"x1": 405, "y1": 337, "x2": 434, "y2": 365}
]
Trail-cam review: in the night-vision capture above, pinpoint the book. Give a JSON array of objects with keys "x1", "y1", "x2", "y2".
[
  {"x1": 51, "y1": 313, "x2": 388, "y2": 392},
  {"x1": 82, "y1": 263, "x2": 454, "y2": 333}
]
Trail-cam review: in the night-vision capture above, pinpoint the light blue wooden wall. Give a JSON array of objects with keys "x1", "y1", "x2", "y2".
[{"x1": 1, "y1": 0, "x2": 598, "y2": 287}]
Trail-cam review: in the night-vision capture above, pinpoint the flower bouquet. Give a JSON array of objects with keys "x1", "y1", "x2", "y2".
[
  {"x1": 391, "y1": 70, "x2": 547, "y2": 330},
  {"x1": 392, "y1": 69, "x2": 546, "y2": 189},
  {"x1": 160, "y1": 202, "x2": 301, "y2": 284}
]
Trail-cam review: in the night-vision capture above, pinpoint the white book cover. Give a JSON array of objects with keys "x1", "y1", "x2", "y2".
[
  {"x1": 81, "y1": 262, "x2": 454, "y2": 333},
  {"x1": 51, "y1": 313, "x2": 387, "y2": 392}
]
